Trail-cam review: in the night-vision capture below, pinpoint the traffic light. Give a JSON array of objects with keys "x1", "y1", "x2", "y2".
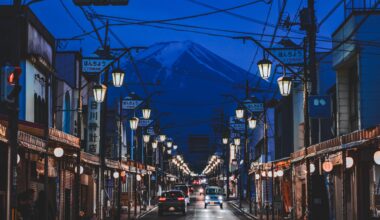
[{"x1": 7, "y1": 66, "x2": 22, "y2": 102}]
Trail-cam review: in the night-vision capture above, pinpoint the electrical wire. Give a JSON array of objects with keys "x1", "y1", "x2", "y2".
[{"x1": 59, "y1": 0, "x2": 87, "y2": 34}]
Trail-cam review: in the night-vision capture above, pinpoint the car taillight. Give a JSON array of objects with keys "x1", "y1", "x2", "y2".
[
  {"x1": 159, "y1": 197, "x2": 166, "y2": 202},
  {"x1": 177, "y1": 197, "x2": 185, "y2": 201}
]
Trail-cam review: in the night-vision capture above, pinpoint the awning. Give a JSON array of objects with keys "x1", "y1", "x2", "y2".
[
  {"x1": 18, "y1": 131, "x2": 46, "y2": 152},
  {"x1": 81, "y1": 151, "x2": 100, "y2": 166},
  {"x1": 49, "y1": 128, "x2": 80, "y2": 148}
]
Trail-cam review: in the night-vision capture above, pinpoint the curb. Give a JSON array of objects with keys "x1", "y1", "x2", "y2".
[
  {"x1": 136, "y1": 206, "x2": 157, "y2": 219},
  {"x1": 228, "y1": 201, "x2": 258, "y2": 220}
]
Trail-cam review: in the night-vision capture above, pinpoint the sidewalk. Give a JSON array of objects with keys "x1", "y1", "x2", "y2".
[{"x1": 228, "y1": 200, "x2": 290, "y2": 220}]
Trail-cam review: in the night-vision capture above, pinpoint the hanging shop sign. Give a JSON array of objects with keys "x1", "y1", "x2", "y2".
[
  {"x1": 82, "y1": 58, "x2": 113, "y2": 76},
  {"x1": 87, "y1": 97, "x2": 101, "y2": 154},
  {"x1": 244, "y1": 101, "x2": 264, "y2": 112},
  {"x1": 122, "y1": 97, "x2": 143, "y2": 110},
  {"x1": 308, "y1": 95, "x2": 331, "y2": 118},
  {"x1": 268, "y1": 47, "x2": 304, "y2": 66},
  {"x1": 139, "y1": 119, "x2": 153, "y2": 127},
  {"x1": 147, "y1": 126, "x2": 155, "y2": 136}
]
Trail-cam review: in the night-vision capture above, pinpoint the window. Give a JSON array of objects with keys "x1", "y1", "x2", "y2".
[{"x1": 348, "y1": 65, "x2": 358, "y2": 131}]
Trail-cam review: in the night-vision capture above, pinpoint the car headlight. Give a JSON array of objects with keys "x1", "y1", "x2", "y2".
[
  {"x1": 218, "y1": 196, "x2": 223, "y2": 200},
  {"x1": 205, "y1": 195, "x2": 210, "y2": 200}
]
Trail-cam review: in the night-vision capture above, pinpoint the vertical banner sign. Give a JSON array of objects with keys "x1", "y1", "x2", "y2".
[{"x1": 87, "y1": 97, "x2": 101, "y2": 154}]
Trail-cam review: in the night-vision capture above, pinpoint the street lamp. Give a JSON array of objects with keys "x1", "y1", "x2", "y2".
[
  {"x1": 143, "y1": 134, "x2": 150, "y2": 143},
  {"x1": 166, "y1": 140, "x2": 173, "y2": 148},
  {"x1": 152, "y1": 140, "x2": 158, "y2": 149},
  {"x1": 142, "y1": 107, "x2": 151, "y2": 119},
  {"x1": 167, "y1": 149, "x2": 172, "y2": 154},
  {"x1": 93, "y1": 84, "x2": 107, "y2": 103},
  {"x1": 277, "y1": 75, "x2": 293, "y2": 96},
  {"x1": 234, "y1": 138, "x2": 241, "y2": 146},
  {"x1": 248, "y1": 117, "x2": 257, "y2": 129},
  {"x1": 113, "y1": 171, "x2": 120, "y2": 179},
  {"x1": 222, "y1": 137, "x2": 228, "y2": 145},
  {"x1": 111, "y1": 69, "x2": 125, "y2": 88},
  {"x1": 173, "y1": 144, "x2": 178, "y2": 150},
  {"x1": 159, "y1": 134, "x2": 166, "y2": 142},
  {"x1": 129, "y1": 117, "x2": 139, "y2": 130},
  {"x1": 257, "y1": 58, "x2": 272, "y2": 80},
  {"x1": 235, "y1": 107, "x2": 244, "y2": 119}
]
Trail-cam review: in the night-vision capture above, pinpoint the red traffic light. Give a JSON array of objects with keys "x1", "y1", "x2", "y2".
[{"x1": 7, "y1": 66, "x2": 22, "y2": 85}]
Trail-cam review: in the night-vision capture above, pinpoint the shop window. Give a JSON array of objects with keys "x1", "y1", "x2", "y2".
[{"x1": 371, "y1": 165, "x2": 380, "y2": 217}]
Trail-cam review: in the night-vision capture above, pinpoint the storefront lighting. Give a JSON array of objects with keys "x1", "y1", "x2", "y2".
[
  {"x1": 374, "y1": 150, "x2": 380, "y2": 165},
  {"x1": 310, "y1": 163, "x2": 316, "y2": 173},
  {"x1": 136, "y1": 174, "x2": 142, "y2": 181},
  {"x1": 129, "y1": 117, "x2": 139, "y2": 130},
  {"x1": 53, "y1": 147, "x2": 64, "y2": 158},
  {"x1": 267, "y1": 171, "x2": 273, "y2": 177},
  {"x1": 255, "y1": 173, "x2": 260, "y2": 180},
  {"x1": 261, "y1": 171, "x2": 266, "y2": 177},
  {"x1": 143, "y1": 134, "x2": 150, "y2": 143},
  {"x1": 346, "y1": 156, "x2": 354, "y2": 169},
  {"x1": 75, "y1": 165, "x2": 84, "y2": 174},
  {"x1": 277, "y1": 170, "x2": 284, "y2": 177},
  {"x1": 92, "y1": 84, "x2": 107, "y2": 103},
  {"x1": 17, "y1": 154, "x2": 20, "y2": 164},
  {"x1": 113, "y1": 171, "x2": 120, "y2": 179},
  {"x1": 111, "y1": 69, "x2": 125, "y2": 88},
  {"x1": 322, "y1": 161, "x2": 333, "y2": 173},
  {"x1": 120, "y1": 171, "x2": 126, "y2": 177},
  {"x1": 257, "y1": 58, "x2": 272, "y2": 80}
]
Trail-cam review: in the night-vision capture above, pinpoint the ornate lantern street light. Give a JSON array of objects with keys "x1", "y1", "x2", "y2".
[
  {"x1": 235, "y1": 106, "x2": 244, "y2": 119},
  {"x1": 248, "y1": 117, "x2": 257, "y2": 129},
  {"x1": 111, "y1": 69, "x2": 125, "y2": 88},
  {"x1": 173, "y1": 144, "x2": 178, "y2": 150},
  {"x1": 143, "y1": 134, "x2": 150, "y2": 143},
  {"x1": 129, "y1": 117, "x2": 139, "y2": 130},
  {"x1": 159, "y1": 134, "x2": 166, "y2": 142},
  {"x1": 93, "y1": 84, "x2": 107, "y2": 103},
  {"x1": 234, "y1": 138, "x2": 241, "y2": 146},
  {"x1": 257, "y1": 58, "x2": 272, "y2": 80},
  {"x1": 222, "y1": 137, "x2": 228, "y2": 145},
  {"x1": 152, "y1": 140, "x2": 158, "y2": 149},
  {"x1": 142, "y1": 107, "x2": 151, "y2": 120},
  {"x1": 166, "y1": 140, "x2": 173, "y2": 148},
  {"x1": 277, "y1": 75, "x2": 293, "y2": 96}
]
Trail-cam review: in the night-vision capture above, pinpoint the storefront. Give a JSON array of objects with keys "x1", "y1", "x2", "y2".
[{"x1": 0, "y1": 123, "x2": 8, "y2": 220}]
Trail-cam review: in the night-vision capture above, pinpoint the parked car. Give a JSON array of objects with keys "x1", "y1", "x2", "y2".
[
  {"x1": 173, "y1": 184, "x2": 191, "y2": 205},
  {"x1": 158, "y1": 190, "x2": 187, "y2": 216},
  {"x1": 204, "y1": 186, "x2": 224, "y2": 209}
]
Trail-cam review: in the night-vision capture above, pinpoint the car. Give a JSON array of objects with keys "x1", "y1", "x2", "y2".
[
  {"x1": 172, "y1": 184, "x2": 191, "y2": 205},
  {"x1": 158, "y1": 190, "x2": 187, "y2": 216},
  {"x1": 204, "y1": 186, "x2": 224, "y2": 209}
]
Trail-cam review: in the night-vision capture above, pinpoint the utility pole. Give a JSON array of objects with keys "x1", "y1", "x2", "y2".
[{"x1": 244, "y1": 80, "x2": 252, "y2": 214}]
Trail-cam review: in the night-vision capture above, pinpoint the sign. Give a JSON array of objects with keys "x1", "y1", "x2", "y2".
[
  {"x1": 87, "y1": 97, "x2": 101, "y2": 154},
  {"x1": 122, "y1": 98, "x2": 143, "y2": 110},
  {"x1": 308, "y1": 96, "x2": 331, "y2": 118},
  {"x1": 229, "y1": 116, "x2": 245, "y2": 131},
  {"x1": 73, "y1": 0, "x2": 129, "y2": 5},
  {"x1": 82, "y1": 58, "x2": 113, "y2": 75},
  {"x1": 268, "y1": 48, "x2": 304, "y2": 66},
  {"x1": 147, "y1": 127, "x2": 155, "y2": 136},
  {"x1": 244, "y1": 102, "x2": 264, "y2": 112},
  {"x1": 139, "y1": 119, "x2": 153, "y2": 127}
]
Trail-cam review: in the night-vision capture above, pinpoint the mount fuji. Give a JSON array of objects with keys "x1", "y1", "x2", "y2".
[{"x1": 106, "y1": 40, "x2": 273, "y2": 171}]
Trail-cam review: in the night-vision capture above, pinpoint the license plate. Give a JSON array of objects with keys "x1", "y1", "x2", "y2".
[
  {"x1": 210, "y1": 202, "x2": 215, "y2": 205},
  {"x1": 169, "y1": 207, "x2": 175, "y2": 211}
]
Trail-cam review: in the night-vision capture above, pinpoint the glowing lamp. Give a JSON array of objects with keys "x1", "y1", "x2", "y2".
[
  {"x1": 346, "y1": 156, "x2": 354, "y2": 169},
  {"x1": 322, "y1": 161, "x2": 333, "y2": 173},
  {"x1": 53, "y1": 147, "x2": 64, "y2": 158}
]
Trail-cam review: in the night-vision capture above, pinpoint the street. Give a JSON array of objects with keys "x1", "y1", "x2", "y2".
[{"x1": 140, "y1": 195, "x2": 250, "y2": 220}]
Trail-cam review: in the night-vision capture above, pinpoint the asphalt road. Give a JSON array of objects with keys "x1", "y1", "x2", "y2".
[{"x1": 139, "y1": 195, "x2": 251, "y2": 220}]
